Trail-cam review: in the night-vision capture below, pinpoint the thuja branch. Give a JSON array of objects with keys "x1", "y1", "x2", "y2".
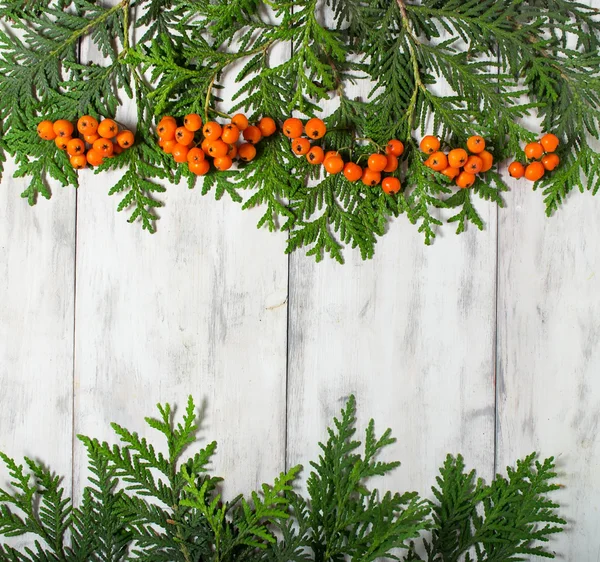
[
  {"x1": 2, "y1": 0, "x2": 600, "y2": 261},
  {"x1": 51, "y1": 0, "x2": 130, "y2": 58}
]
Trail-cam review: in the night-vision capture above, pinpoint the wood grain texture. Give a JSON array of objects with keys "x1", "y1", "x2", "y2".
[
  {"x1": 496, "y1": 178, "x2": 600, "y2": 560},
  {"x1": 71, "y1": 13, "x2": 289, "y2": 502},
  {"x1": 287, "y1": 215, "x2": 498, "y2": 494},
  {"x1": 0, "y1": 161, "x2": 76, "y2": 533}
]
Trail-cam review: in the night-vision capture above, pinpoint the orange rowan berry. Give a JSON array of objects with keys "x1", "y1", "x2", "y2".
[
  {"x1": 306, "y1": 146, "x2": 325, "y2": 164},
  {"x1": 464, "y1": 155, "x2": 483, "y2": 174},
  {"x1": 187, "y1": 147, "x2": 206, "y2": 164},
  {"x1": 201, "y1": 137, "x2": 212, "y2": 154},
  {"x1": 542, "y1": 153, "x2": 560, "y2": 171},
  {"x1": 162, "y1": 139, "x2": 177, "y2": 154},
  {"x1": 324, "y1": 151, "x2": 340, "y2": 160},
  {"x1": 116, "y1": 130, "x2": 134, "y2": 148},
  {"x1": 227, "y1": 144, "x2": 238, "y2": 159},
  {"x1": 53, "y1": 119, "x2": 74, "y2": 138},
  {"x1": 66, "y1": 138, "x2": 85, "y2": 157},
  {"x1": 383, "y1": 154, "x2": 398, "y2": 173},
  {"x1": 214, "y1": 156, "x2": 233, "y2": 171},
  {"x1": 282, "y1": 118, "x2": 303, "y2": 139},
  {"x1": 238, "y1": 143, "x2": 257, "y2": 162},
  {"x1": 456, "y1": 171, "x2": 476, "y2": 189},
  {"x1": 172, "y1": 143, "x2": 190, "y2": 163},
  {"x1": 258, "y1": 117, "x2": 277, "y2": 137},
  {"x1": 97, "y1": 119, "x2": 118, "y2": 139},
  {"x1": 362, "y1": 168, "x2": 381, "y2": 186},
  {"x1": 93, "y1": 138, "x2": 114, "y2": 157},
  {"x1": 189, "y1": 159, "x2": 210, "y2": 175},
  {"x1": 55, "y1": 136, "x2": 70, "y2": 150},
  {"x1": 343, "y1": 162, "x2": 362, "y2": 182},
  {"x1": 221, "y1": 124, "x2": 240, "y2": 144},
  {"x1": 304, "y1": 117, "x2": 326, "y2": 139},
  {"x1": 183, "y1": 113, "x2": 202, "y2": 132},
  {"x1": 382, "y1": 177, "x2": 401, "y2": 194},
  {"x1": 112, "y1": 142, "x2": 124, "y2": 155},
  {"x1": 70, "y1": 154, "x2": 87, "y2": 169},
  {"x1": 77, "y1": 115, "x2": 98, "y2": 135},
  {"x1": 231, "y1": 114, "x2": 249, "y2": 131},
  {"x1": 175, "y1": 126, "x2": 194, "y2": 146},
  {"x1": 37, "y1": 120, "x2": 57, "y2": 140},
  {"x1": 207, "y1": 139, "x2": 229, "y2": 158},
  {"x1": 386, "y1": 139, "x2": 404, "y2": 157},
  {"x1": 323, "y1": 156, "x2": 344, "y2": 175},
  {"x1": 441, "y1": 166, "x2": 460, "y2": 180},
  {"x1": 466, "y1": 135, "x2": 485, "y2": 154},
  {"x1": 243, "y1": 125, "x2": 262, "y2": 144},
  {"x1": 448, "y1": 148, "x2": 468, "y2": 168},
  {"x1": 428, "y1": 151, "x2": 448, "y2": 172},
  {"x1": 524, "y1": 142, "x2": 544, "y2": 160},
  {"x1": 367, "y1": 153, "x2": 388, "y2": 172},
  {"x1": 525, "y1": 161, "x2": 545, "y2": 181},
  {"x1": 420, "y1": 135, "x2": 440, "y2": 154},
  {"x1": 86, "y1": 148, "x2": 104, "y2": 166},
  {"x1": 508, "y1": 161, "x2": 525, "y2": 178},
  {"x1": 157, "y1": 119, "x2": 176, "y2": 140},
  {"x1": 203, "y1": 121, "x2": 222, "y2": 141},
  {"x1": 540, "y1": 133, "x2": 560, "y2": 153},
  {"x1": 479, "y1": 150, "x2": 494, "y2": 173},
  {"x1": 292, "y1": 137, "x2": 311, "y2": 155}
]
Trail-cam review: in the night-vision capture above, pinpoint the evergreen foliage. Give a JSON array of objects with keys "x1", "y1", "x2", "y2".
[
  {"x1": 0, "y1": 0, "x2": 599, "y2": 260},
  {"x1": 0, "y1": 395, "x2": 565, "y2": 561}
]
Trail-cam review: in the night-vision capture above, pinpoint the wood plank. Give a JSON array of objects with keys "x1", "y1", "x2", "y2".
[
  {"x1": 72, "y1": 15, "x2": 289, "y2": 501},
  {"x1": 496, "y1": 165, "x2": 600, "y2": 560},
  {"x1": 0, "y1": 160, "x2": 76, "y2": 532}
]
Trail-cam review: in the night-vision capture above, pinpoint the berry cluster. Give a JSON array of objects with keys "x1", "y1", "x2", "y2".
[
  {"x1": 283, "y1": 117, "x2": 404, "y2": 194},
  {"x1": 508, "y1": 134, "x2": 560, "y2": 181},
  {"x1": 37, "y1": 117, "x2": 134, "y2": 169},
  {"x1": 421, "y1": 135, "x2": 493, "y2": 189},
  {"x1": 156, "y1": 113, "x2": 276, "y2": 175}
]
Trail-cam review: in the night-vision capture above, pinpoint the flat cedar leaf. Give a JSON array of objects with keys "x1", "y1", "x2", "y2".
[{"x1": 1, "y1": 0, "x2": 600, "y2": 259}]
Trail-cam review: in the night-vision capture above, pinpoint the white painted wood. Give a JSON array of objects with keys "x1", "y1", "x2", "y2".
[
  {"x1": 0, "y1": 160, "x2": 76, "y2": 535},
  {"x1": 286, "y1": 5, "x2": 497, "y2": 509},
  {"x1": 496, "y1": 163, "x2": 600, "y2": 560},
  {"x1": 72, "y1": 6, "x2": 289, "y2": 502}
]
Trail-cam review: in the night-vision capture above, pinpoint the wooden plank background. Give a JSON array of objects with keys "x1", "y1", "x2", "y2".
[{"x1": 1, "y1": 2, "x2": 600, "y2": 559}]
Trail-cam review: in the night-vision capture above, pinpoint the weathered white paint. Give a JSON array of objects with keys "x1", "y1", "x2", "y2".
[
  {"x1": 497, "y1": 178, "x2": 600, "y2": 560},
  {"x1": 0, "y1": 160, "x2": 76, "y2": 549},
  {"x1": 1, "y1": 2, "x2": 600, "y2": 560}
]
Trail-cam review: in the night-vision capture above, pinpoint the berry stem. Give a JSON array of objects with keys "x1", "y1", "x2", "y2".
[{"x1": 204, "y1": 73, "x2": 217, "y2": 124}]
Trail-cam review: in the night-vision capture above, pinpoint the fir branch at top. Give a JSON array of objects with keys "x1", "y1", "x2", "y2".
[{"x1": 1, "y1": 0, "x2": 600, "y2": 261}]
